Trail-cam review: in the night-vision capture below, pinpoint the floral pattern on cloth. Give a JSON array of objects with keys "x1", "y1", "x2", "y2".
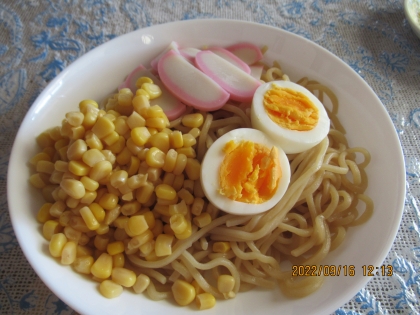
[{"x1": 1, "y1": 0, "x2": 419, "y2": 314}]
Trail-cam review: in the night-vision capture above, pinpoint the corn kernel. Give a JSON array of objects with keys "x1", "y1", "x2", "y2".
[
  {"x1": 85, "y1": 131, "x2": 103, "y2": 150},
  {"x1": 154, "y1": 184, "x2": 176, "y2": 201},
  {"x1": 30, "y1": 152, "x2": 51, "y2": 166},
  {"x1": 120, "y1": 201, "x2": 141, "y2": 216},
  {"x1": 110, "y1": 170, "x2": 128, "y2": 189},
  {"x1": 49, "y1": 200, "x2": 66, "y2": 218},
  {"x1": 94, "y1": 235, "x2": 110, "y2": 251},
  {"x1": 112, "y1": 267, "x2": 136, "y2": 287},
  {"x1": 136, "y1": 77, "x2": 153, "y2": 88},
  {"x1": 217, "y1": 275, "x2": 235, "y2": 294},
  {"x1": 132, "y1": 94, "x2": 150, "y2": 115},
  {"x1": 89, "y1": 160, "x2": 112, "y2": 182},
  {"x1": 191, "y1": 197, "x2": 205, "y2": 216},
  {"x1": 113, "y1": 253, "x2": 125, "y2": 268},
  {"x1": 182, "y1": 133, "x2": 196, "y2": 147},
  {"x1": 67, "y1": 139, "x2": 87, "y2": 161},
  {"x1": 99, "y1": 193, "x2": 119, "y2": 210},
  {"x1": 170, "y1": 131, "x2": 183, "y2": 149},
  {"x1": 79, "y1": 206, "x2": 100, "y2": 230},
  {"x1": 80, "y1": 176, "x2": 99, "y2": 191},
  {"x1": 114, "y1": 116, "x2": 130, "y2": 136},
  {"x1": 107, "y1": 241, "x2": 125, "y2": 256},
  {"x1": 127, "y1": 215, "x2": 149, "y2": 236},
  {"x1": 131, "y1": 126, "x2": 151, "y2": 146},
  {"x1": 60, "y1": 179, "x2": 85, "y2": 199},
  {"x1": 63, "y1": 226, "x2": 82, "y2": 243},
  {"x1": 106, "y1": 136, "x2": 125, "y2": 155},
  {"x1": 154, "y1": 233, "x2": 173, "y2": 257},
  {"x1": 66, "y1": 112, "x2": 85, "y2": 127},
  {"x1": 146, "y1": 117, "x2": 166, "y2": 129},
  {"x1": 176, "y1": 147, "x2": 196, "y2": 158},
  {"x1": 101, "y1": 150, "x2": 116, "y2": 165},
  {"x1": 182, "y1": 113, "x2": 204, "y2": 128},
  {"x1": 174, "y1": 220, "x2": 192, "y2": 240},
  {"x1": 145, "y1": 147, "x2": 165, "y2": 168},
  {"x1": 127, "y1": 230, "x2": 153, "y2": 251},
  {"x1": 36, "y1": 132, "x2": 55, "y2": 148},
  {"x1": 49, "y1": 233, "x2": 67, "y2": 257},
  {"x1": 184, "y1": 158, "x2": 200, "y2": 181},
  {"x1": 47, "y1": 171, "x2": 60, "y2": 187},
  {"x1": 79, "y1": 99, "x2": 99, "y2": 112},
  {"x1": 88, "y1": 203, "x2": 105, "y2": 222},
  {"x1": 147, "y1": 167, "x2": 162, "y2": 183},
  {"x1": 37, "y1": 203, "x2": 53, "y2": 223},
  {"x1": 173, "y1": 153, "x2": 187, "y2": 176},
  {"x1": 69, "y1": 125, "x2": 85, "y2": 140},
  {"x1": 177, "y1": 188, "x2": 194, "y2": 205},
  {"x1": 132, "y1": 88, "x2": 150, "y2": 100},
  {"x1": 73, "y1": 255, "x2": 94, "y2": 274},
  {"x1": 43, "y1": 220, "x2": 61, "y2": 240},
  {"x1": 213, "y1": 241, "x2": 231, "y2": 253},
  {"x1": 141, "y1": 83, "x2": 162, "y2": 100},
  {"x1": 172, "y1": 279, "x2": 196, "y2": 306},
  {"x1": 61, "y1": 241, "x2": 77, "y2": 265},
  {"x1": 99, "y1": 280, "x2": 123, "y2": 299},
  {"x1": 196, "y1": 293, "x2": 216, "y2": 310},
  {"x1": 36, "y1": 160, "x2": 55, "y2": 174},
  {"x1": 68, "y1": 160, "x2": 91, "y2": 176},
  {"x1": 188, "y1": 127, "x2": 201, "y2": 138},
  {"x1": 133, "y1": 274, "x2": 150, "y2": 294},
  {"x1": 136, "y1": 182, "x2": 154, "y2": 204},
  {"x1": 127, "y1": 111, "x2": 146, "y2": 129},
  {"x1": 149, "y1": 132, "x2": 170, "y2": 153},
  {"x1": 170, "y1": 214, "x2": 188, "y2": 234},
  {"x1": 29, "y1": 173, "x2": 46, "y2": 189},
  {"x1": 102, "y1": 131, "x2": 119, "y2": 146},
  {"x1": 173, "y1": 174, "x2": 185, "y2": 192},
  {"x1": 54, "y1": 160, "x2": 68, "y2": 172},
  {"x1": 92, "y1": 116, "x2": 115, "y2": 139}
]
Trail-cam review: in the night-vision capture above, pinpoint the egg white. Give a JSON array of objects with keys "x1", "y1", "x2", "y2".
[
  {"x1": 200, "y1": 128, "x2": 291, "y2": 215},
  {"x1": 251, "y1": 80, "x2": 330, "y2": 154}
]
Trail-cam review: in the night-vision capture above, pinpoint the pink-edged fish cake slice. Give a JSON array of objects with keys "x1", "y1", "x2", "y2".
[
  {"x1": 195, "y1": 50, "x2": 262, "y2": 103},
  {"x1": 208, "y1": 46, "x2": 251, "y2": 74},
  {"x1": 249, "y1": 64, "x2": 264, "y2": 80},
  {"x1": 179, "y1": 47, "x2": 201, "y2": 63},
  {"x1": 226, "y1": 42, "x2": 263, "y2": 65},
  {"x1": 158, "y1": 49, "x2": 230, "y2": 111},
  {"x1": 119, "y1": 64, "x2": 186, "y2": 120},
  {"x1": 150, "y1": 41, "x2": 179, "y2": 71}
]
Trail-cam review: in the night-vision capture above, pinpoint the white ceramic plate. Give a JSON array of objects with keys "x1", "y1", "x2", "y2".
[
  {"x1": 8, "y1": 19, "x2": 405, "y2": 315},
  {"x1": 404, "y1": 0, "x2": 420, "y2": 39}
]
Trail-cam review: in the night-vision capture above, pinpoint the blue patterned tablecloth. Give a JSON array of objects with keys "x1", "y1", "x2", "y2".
[{"x1": 1, "y1": 0, "x2": 419, "y2": 314}]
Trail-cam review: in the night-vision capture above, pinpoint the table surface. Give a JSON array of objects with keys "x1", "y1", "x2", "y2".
[{"x1": 1, "y1": 0, "x2": 420, "y2": 314}]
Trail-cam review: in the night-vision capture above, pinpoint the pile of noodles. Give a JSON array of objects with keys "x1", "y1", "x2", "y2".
[{"x1": 126, "y1": 59, "x2": 373, "y2": 300}]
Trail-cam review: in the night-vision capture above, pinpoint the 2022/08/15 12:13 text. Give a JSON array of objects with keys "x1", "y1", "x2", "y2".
[{"x1": 291, "y1": 265, "x2": 393, "y2": 277}]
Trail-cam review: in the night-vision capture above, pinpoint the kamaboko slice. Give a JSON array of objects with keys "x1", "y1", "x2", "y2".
[
  {"x1": 225, "y1": 42, "x2": 263, "y2": 65},
  {"x1": 158, "y1": 49, "x2": 230, "y2": 111},
  {"x1": 207, "y1": 46, "x2": 251, "y2": 74},
  {"x1": 195, "y1": 50, "x2": 261, "y2": 103}
]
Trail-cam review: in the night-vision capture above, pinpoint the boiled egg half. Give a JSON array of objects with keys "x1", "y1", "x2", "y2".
[
  {"x1": 200, "y1": 128, "x2": 290, "y2": 215},
  {"x1": 251, "y1": 80, "x2": 330, "y2": 154}
]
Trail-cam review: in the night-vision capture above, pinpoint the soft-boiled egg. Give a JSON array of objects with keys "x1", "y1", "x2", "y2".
[
  {"x1": 251, "y1": 80, "x2": 330, "y2": 154},
  {"x1": 200, "y1": 128, "x2": 290, "y2": 215}
]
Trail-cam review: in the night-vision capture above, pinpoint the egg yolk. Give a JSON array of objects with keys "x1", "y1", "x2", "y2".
[
  {"x1": 263, "y1": 84, "x2": 319, "y2": 131},
  {"x1": 218, "y1": 140, "x2": 281, "y2": 204}
]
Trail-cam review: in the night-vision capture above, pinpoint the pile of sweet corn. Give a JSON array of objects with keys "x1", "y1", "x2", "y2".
[{"x1": 29, "y1": 77, "x2": 235, "y2": 309}]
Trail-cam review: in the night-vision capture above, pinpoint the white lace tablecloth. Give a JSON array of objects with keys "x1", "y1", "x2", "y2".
[{"x1": 1, "y1": 0, "x2": 419, "y2": 314}]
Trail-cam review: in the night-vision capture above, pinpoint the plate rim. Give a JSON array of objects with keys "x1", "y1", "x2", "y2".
[{"x1": 7, "y1": 18, "x2": 406, "y2": 315}]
